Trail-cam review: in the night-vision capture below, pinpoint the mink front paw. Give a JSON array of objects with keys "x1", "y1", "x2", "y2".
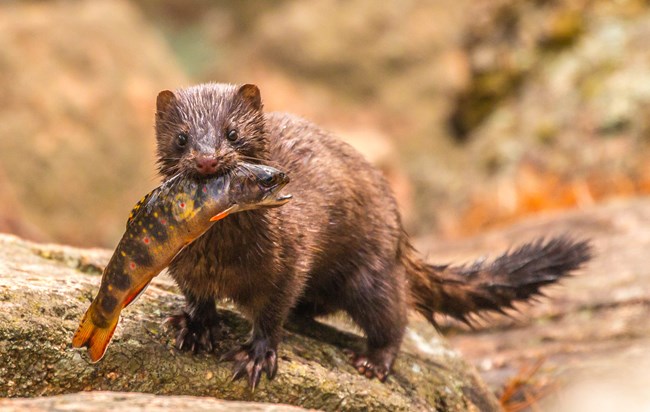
[
  {"x1": 222, "y1": 339, "x2": 278, "y2": 389},
  {"x1": 163, "y1": 310, "x2": 221, "y2": 353},
  {"x1": 344, "y1": 349, "x2": 393, "y2": 382}
]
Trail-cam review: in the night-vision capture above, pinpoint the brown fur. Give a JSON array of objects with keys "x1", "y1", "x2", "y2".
[{"x1": 155, "y1": 83, "x2": 592, "y2": 387}]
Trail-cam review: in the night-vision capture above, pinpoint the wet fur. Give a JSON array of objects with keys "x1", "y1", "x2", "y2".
[
  {"x1": 405, "y1": 236, "x2": 592, "y2": 327},
  {"x1": 155, "y1": 83, "x2": 592, "y2": 386}
]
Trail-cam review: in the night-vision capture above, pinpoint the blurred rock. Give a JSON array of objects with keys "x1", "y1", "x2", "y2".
[
  {"x1": 543, "y1": 356, "x2": 650, "y2": 412},
  {"x1": 412, "y1": 196, "x2": 650, "y2": 407},
  {"x1": 133, "y1": 0, "x2": 472, "y2": 234},
  {"x1": 132, "y1": 0, "x2": 650, "y2": 238},
  {"x1": 0, "y1": 0, "x2": 186, "y2": 247},
  {"x1": 0, "y1": 166, "x2": 45, "y2": 242},
  {"x1": 0, "y1": 233, "x2": 500, "y2": 412},
  {"x1": 452, "y1": 0, "x2": 650, "y2": 235},
  {"x1": 5, "y1": 0, "x2": 650, "y2": 244}
]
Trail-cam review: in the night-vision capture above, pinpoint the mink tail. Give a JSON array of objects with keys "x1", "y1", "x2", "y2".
[{"x1": 404, "y1": 236, "x2": 593, "y2": 327}]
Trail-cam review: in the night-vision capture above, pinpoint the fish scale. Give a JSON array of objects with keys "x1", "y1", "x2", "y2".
[{"x1": 72, "y1": 163, "x2": 291, "y2": 362}]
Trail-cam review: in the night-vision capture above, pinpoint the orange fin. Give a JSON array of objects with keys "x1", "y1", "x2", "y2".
[
  {"x1": 72, "y1": 303, "x2": 119, "y2": 362},
  {"x1": 209, "y1": 205, "x2": 236, "y2": 222},
  {"x1": 123, "y1": 279, "x2": 152, "y2": 308}
]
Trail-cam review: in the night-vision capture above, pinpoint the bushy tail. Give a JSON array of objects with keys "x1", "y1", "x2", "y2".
[
  {"x1": 405, "y1": 236, "x2": 593, "y2": 327},
  {"x1": 71, "y1": 301, "x2": 119, "y2": 362}
]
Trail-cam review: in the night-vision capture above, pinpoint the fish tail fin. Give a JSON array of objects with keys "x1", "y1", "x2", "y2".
[{"x1": 71, "y1": 304, "x2": 119, "y2": 362}]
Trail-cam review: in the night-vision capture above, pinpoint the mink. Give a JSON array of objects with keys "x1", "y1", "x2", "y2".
[{"x1": 154, "y1": 83, "x2": 592, "y2": 388}]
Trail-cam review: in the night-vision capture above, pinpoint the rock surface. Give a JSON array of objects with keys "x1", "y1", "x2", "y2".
[
  {"x1": 135, "y1": 0, "x2": 650, "y2": 237},
  {"x1": 4, "y1": 0, "x2": 650, "y2": 245},
  {"x1": 0, "y1": 234, "x2": 500, "y2": 411},
  {"x1": 412, "y1": 197, "x2": 650, "y2": 407},
  {"x1": 0, "y1": 392, "x2": 309, "y2": 412},
  {"x1": 0, "y1": 0, "x2": 186, "y2": 247}
]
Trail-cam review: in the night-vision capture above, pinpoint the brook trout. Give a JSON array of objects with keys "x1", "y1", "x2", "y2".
[{"x1": 72, "y1": 163, "x2": 291, "y2": 362}]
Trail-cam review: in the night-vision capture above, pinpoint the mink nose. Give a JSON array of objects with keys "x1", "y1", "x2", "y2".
[{"x1": 195, "y1": 154, "x2": 218, "y2": 175}]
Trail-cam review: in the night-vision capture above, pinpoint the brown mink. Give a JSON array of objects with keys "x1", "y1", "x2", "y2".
[{"x1": 154, "y1": 83, "x2": 592, "y2": 388}]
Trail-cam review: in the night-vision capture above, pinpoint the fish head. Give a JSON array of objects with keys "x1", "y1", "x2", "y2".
[{"x1": 229, "y1": 163, "x2": 292, "y2": 212}]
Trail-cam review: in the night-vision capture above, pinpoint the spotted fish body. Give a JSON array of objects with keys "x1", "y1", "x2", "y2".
[{"x1": 72, "y1": 163, "x2": 291, "y2": 362}]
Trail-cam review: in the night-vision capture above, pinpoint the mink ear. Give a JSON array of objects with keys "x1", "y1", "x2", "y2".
[
  {"x1": 237, "y1": 84, "x2": 262, "y2": 111},
  {"x1": 156, "y1": 90, "x2": 177, "y2": 114}
]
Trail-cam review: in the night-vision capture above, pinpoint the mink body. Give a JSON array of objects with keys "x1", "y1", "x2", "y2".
[{"x1": 155, "y1": 83, "x2": 592, "y2": 387}]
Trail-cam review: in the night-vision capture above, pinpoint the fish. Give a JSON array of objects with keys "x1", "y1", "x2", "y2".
[{"x1": 71, "y1": 162, "x2": 291, "y2": 362}]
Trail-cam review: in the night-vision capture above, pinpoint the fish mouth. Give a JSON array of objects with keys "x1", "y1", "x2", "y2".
[
  {"x1": 269, "y1": 193, "x2": 292, "y2": 207},
  {"x1": 262, "y1": 180, "x2": 292, "y2": 208},
  {"x1": 238, "y1": 162, "x2": 292, "y2": 208}
]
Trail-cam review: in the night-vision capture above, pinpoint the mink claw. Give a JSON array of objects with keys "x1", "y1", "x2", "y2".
[
  {"x1": 249, "y1": 361, "x2": 264, "y2": 390},
  {"x1": 175, "y1": 327, "x2": 189, "y2": 351},
  {"x1": 263, "y1": 349, "x2": 278, "y2": 380},
  {"x1": 163, "y1": 313, "x2": 186, "y2": 332},
  {"x1": 223, "y1": 343, "x2": 279, "y2": 389},
  {"x1": 219, "y1": 347, "x2": 238, "y2": 363},
  {"x1": 346, "y1": 350, "x2": 391, "y2": 382},
  {"x1": 164, "y1": 310, "x2": 221, "y2": 353},
  {"x1": 198, "y1": 328, "x2": 213, "y2": 352},
  {"x1": 230, "y1": 362, "x2": 248, "y2": 382}
]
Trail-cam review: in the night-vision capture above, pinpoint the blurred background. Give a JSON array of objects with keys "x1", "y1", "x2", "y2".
[
  {"x1": 2, "y1": 0, "x2": 650, "y2": 248},
  {"x1": 4, "y1": 1, "x2": 650, "y2": 409}
]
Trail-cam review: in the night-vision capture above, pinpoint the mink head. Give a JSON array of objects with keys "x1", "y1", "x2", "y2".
[{"x1": 154, "y1": 83, "x2": 268, "y2": 178}]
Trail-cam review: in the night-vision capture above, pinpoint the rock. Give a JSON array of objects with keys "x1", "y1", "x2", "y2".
[
  {"x1": 0, "y1": 168, "x2": 46, "y2": 242},
  {"x1": 0, "y1": 0, "x2": 186, "y2": 247},
  {"x1": 5, "y1": 0, "x2": 650, "y2": 246},
  {"x1": 132, "y1": 0, "x2": 650, "y2": 239},
  {"x1": 0, "y1": 392, "x2": 310, "y2": 412},
  {"x1": 0, "y1": 234, "x2": 500, "y2": 411},
  {"x1": 456, "y1": 2, "x2": 650, "y2": 235},
  {"x1": 412, "y1": 197, "x2": 650, "y2": 405},
  {"x1": 133, "y1": 0, "x2": 480, "y2": 235}
]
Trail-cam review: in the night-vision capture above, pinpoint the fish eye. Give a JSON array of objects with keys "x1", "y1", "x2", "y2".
[
  {"x1": 176, "y1": 133, "x2": 189, "y2": 148},
  {"x1": 259, "y1": 173, "x2": 276, "y2": 188},
  {"x1": 226, "y1": 129, "x2": 238, "y2": 142}
]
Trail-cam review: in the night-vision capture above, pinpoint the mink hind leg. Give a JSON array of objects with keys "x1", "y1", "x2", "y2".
[
  {"x1": 343, "y1": 264, "x2": 408, "y2": 382},
  {"x1": 164, "y1": 290, "x2": 222, "y2": 353}
]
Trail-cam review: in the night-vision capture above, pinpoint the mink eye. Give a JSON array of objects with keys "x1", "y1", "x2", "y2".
[
  {"x1": 226, "y1": 129, "x2": 238, "y2": 142},
  {"x1": 176, "y1": 133, "x2": 189, "y2": 148}
]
